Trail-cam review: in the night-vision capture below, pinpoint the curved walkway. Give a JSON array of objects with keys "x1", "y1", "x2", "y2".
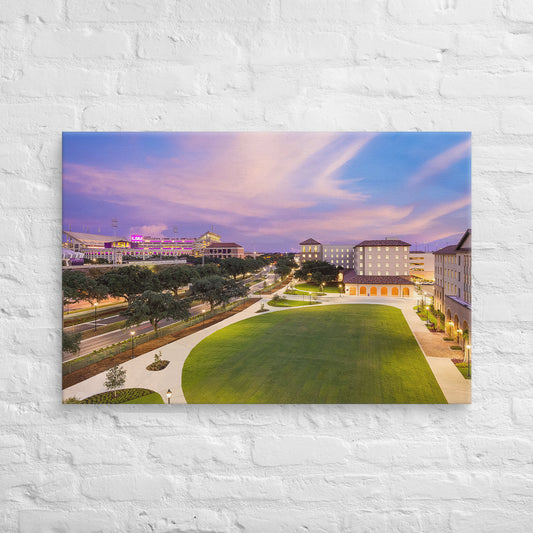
[{"x1": 63, "y1": 289, "x2": 470, "y2": 404}]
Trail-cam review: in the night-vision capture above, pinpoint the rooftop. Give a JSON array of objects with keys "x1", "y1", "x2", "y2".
[
  {"x1": 206, "y1": 242, "x2": 243, "y2": 248},
  {"x1": 355, "y1": 239, "x2": 411, "y2": 247},
  {"x1": 63, "y1": 231, "x2": 127, "y2": 245},
  {"x1": 299, "y1": 238, "x2": 321, "y2": 245},
  {"x1": 342, "y1": 270, "x2": 414, "y2": 285}
]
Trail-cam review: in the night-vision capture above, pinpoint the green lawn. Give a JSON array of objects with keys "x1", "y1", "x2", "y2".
[
  {"x1": 268, "y1": 299, "x2": 322, "y2": 308},
  {"x1": 123, "y1": 392, "x2": 164, "y2": 404},
  {"x1": 295, "y1": 283, "x2": 342, "y2": 293},
  {"x1": 182, "y1": 304, "x2": 446, "y2": 404}
]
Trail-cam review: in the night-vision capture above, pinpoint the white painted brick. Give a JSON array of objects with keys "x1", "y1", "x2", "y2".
[
  {"x1": 441, "y1": 72, "x2": 533, "y2": 98},
  {"x1": 502, "y1": 105, "x2": 533, "y2": 134},
  {"x1": 82, "y1": 103, "x2": 165, "y2": 130},
  {"x1": 504, "y1": 33, "x2": 533, "y2": 57},
  {"x1": 451, "y1": 509, "x2": 533, "y2": 533},
  {"x1": 31, "y1": 29, "x2": 131, "y2": 59},
  {"x1": 0, "y1": 143, "x2": 32, "y2": 174},
  {"x1": 0, "y1": 435, "x2": 27, "y2": 464},
  {"x1": 236, "y1": 508, "x2": 340, "y2": 533},
  {"x1": 249, "y1": 32, "x2": 349, "y2": 66},
  {"x1": 388, "y1": 0, "x2": 496, "y2": 24},
  {"x1": 512, "y1": 397, "x2": 533, "y2": 425},
  {"x1": 498, "y1": 474, "x2": 533, "y2": 500},
  {"x1": 356, "y1": 29, "x2": 451, "y2": 62},
  {"x1": 188, "y1": 475, "x2": 284, "y2": 500},
  {"x1": 252, "y1": 435, "x2": 349, "y2": 466},
  {"x1": 138, "y1": 32, "x2": 242, "y2": 63},
  {"x1": 479, "y1": 294, "x2": 533, "y2": 322},
  {"x1": 0, "y1": 0, "x2": 61, "y2": 22},
  {"x1": 282, "y1": 0, "x2": 378, "y2": 22},
  {"x1": 19, "y1": 510, "x2": 119, "y2": 533},
  {"x1": 67, "y1": 0, "x2": 166, "y2": 22},
  {"x1": 81, "y1": 474, "x2": 175, "y2": 501},
  {"x1": 135, "y1": 507, "x2": 231, "y2": 532},
  {"x1": 177, "y1": 0, "x2": 275, "y2": 21},
  {"x1": 503, "y1": 0, "x2": 533, "y2": 22},
  {"x1": 475, "y1": 145, "x2": 533, "y2": 173},
  {"x1": 0, "y1": 104, "x2": 77, "y2": 133},
  {"x1": 455, "y1": 33, "x2": 504, "y2": 57},
  {"x1": 2, "y1": 67, "x2": 115, "y2": 97},
  {"x1": 118, "y1": 65, "x2": 204, "y2": 96},
  {"x1": 148, "y1": 435, "x2": 247, "y2": 466},
  {"x1": 507, "y1": 181, "x2": 533, "y2": 211}
]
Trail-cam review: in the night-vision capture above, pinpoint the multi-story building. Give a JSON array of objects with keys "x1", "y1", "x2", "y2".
[
  {"x1": 204, "y1": 242, "x2": 245, "y2": 259},
  {"x1": 354, "y1": 239, "x2": 410, "y2": 277},
  {"x1": 322, "y1": 244, "x2": 355, "y2": 269},
  {"x1": 193, "y1": 231, "x2": 221, "y2": 257},
  {"x1": 409, "y1": 251, "x2": 435, "y2": 282},
  {"x1": 299, "y1": 238, "x2": 323, "y2": 262},
  {"x1": 433, "y1": 229, "x2": 471, "y2": 339}
]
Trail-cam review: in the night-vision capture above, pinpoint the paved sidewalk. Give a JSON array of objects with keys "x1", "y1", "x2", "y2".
[{"x1": 63, "y1": 292, "x2": 470, "y2": 404}]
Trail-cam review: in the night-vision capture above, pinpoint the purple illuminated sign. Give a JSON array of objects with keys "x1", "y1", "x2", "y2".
[{"x1": 130, "y1": 234, "x2": 143, "y2": 242}]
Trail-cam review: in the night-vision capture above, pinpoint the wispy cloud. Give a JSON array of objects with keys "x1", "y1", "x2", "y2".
[{"x1": 408, "y1": 138, "x2": 471, "y2": 186}]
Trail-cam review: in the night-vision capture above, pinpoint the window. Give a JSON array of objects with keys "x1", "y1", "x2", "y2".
[
  {"x1": 404, "y1": 247, "x2": 408, "y2": 251},
  {"x1": 396, "y1": 255, "x2": 399, "y2": 259},
  {"x1": 385, "y1": 255, "x2": 389, "y2": 259},
  {"x1": 395, "y1": 247, "x2": 398, "y2": 251},
  {"x1": 395, "y1": 271, "x2": 399, "y2": 275},
  {"x1": 378, "y1": 255, "x2": 381, "y2": 259},
  {"x1": 369, "y1": 271, "x2": 372, "y2": 275},
  {"x1": 386, "y1": 247, "x2": 389, "y2": 251},
  {"x1": 377, "y1": 247, "x2": 381, "y2": 251},
  {"x1": 369, "y1": 263, "x2": 372, "y2": 268},
  {"x1": 386, "y1": 263, "x2": 389, "y2": 267},
  {"x1": 378, "y1": 271, "x2": 381, "y2": 275},
  {"x1": 386, "y1": 271, "x2": 389, "y2": 275},
  {"x1": 360, "y1": 263, "x2": 363, "y2": 267}
]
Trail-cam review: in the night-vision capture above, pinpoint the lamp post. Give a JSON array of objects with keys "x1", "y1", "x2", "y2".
[
  {"x1": 166, "y1": 389, "x2": 172, "y2": 404},
  {"x1": 93, "y1": 302, "x2": 97, "y2": 332},
  {"x1": 448, "y1": 321, "x2": 453, "y2": 337},
  {"x1": 202, "y1": 309, "x2": 206, "y2": 328},
  {"x1": 466, "y1": 344, "x2": 471, "y2": 378},
  {"x1": 457, "y1": 328, "x2": 463, "y2": 347},
  {"x1": 425, "y1": 306, "x2": 430, "y2": 326},
  {"x1": 130, "y1": 331, "x2": 135, "y2": 359},
  {"x1": 338, "y1": 283, "x2": 342, "y2": 297}
]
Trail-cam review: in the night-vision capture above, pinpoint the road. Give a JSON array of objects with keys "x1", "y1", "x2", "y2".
[{"x1": 63, "y1": 271, "x2": 275, "y2": 363}]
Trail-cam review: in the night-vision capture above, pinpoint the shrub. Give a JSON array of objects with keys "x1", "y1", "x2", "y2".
[
  {"x1": 450, "y1": 345, "x2": 462, "y2": 350},
  {"x1": 443, "y1": 337, "x2": 454, "y2": 341}
]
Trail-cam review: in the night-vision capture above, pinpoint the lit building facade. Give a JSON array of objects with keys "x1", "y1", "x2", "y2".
[
  {"x1": 354, "y1": 239, "x2": 410, "y2": 277},
  {"x1": 340, "y1": 271, "x2": 414, "y2": 297},
  {"x1": 322, "y1": 244, "x2": 355, "y2": 269},
  {"x1": 433, "y1": 229, "x2": 471, "y2": 339},
  {"x1": 299, "y1": 238, "x2": 323, "y2": 261},
  {"x1": 409, "y1": 251, "x2": 435, "y2": 282},
  {"x1": 205, "y1": 242, "x2": 245, "y2": 259}
]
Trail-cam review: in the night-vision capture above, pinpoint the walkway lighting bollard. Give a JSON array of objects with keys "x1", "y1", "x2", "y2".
[
  {"x1": 166, "y1": 389, "x2": 172, "y2": 404},
  {"x1": 202, "y1": 309, "x2": 206, "y2": 328},
  {"x1": 130, "y1": 331, "x2": 135, "y2": 359},
  {"x1": 339, "y1": 283, "x2": 342, "y2": 297}
]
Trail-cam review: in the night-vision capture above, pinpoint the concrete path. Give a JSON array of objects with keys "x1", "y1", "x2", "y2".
[{"x1": 63, "y1": 290, "x2": 471, "y2": 404}]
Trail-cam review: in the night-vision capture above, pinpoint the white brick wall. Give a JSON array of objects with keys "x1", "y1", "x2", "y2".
[{"x1": 1, "y1": 0, "x2": 532, "y2": 531}]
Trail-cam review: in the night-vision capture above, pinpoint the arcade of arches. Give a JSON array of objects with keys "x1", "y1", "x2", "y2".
[{"x1": 346, "y1": 284, "x2": 412, "y2": 297}]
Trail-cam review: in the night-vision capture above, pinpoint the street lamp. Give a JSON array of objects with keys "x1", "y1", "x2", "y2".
[
  {"x1": 93, "y1": 302, "x2": 97, "y2": 332},
  {"x1": 202, "y1": 309, "x2": 206, "y2": 328},
  {"x1": 166, "y1": 389, "x2": 172, "y2": 404},
  {"x1": 338, "y1": 283, "x2": 342, "y2": 297},
  {"x1": 425, "y1": 306, "x2": 429, "y2": 326},
  {"x1": 130, "y1": 331, "x2": 135, "y2": 358}
]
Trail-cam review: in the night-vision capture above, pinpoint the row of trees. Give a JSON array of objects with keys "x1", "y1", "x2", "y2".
[{"x1": 63, "y1": 256, "x2": 276, "y2": 336}]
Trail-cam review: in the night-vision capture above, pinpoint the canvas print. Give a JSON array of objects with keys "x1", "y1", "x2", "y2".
[{"x1": 62, "y1": 132, "x2": 471, "y2": 404}]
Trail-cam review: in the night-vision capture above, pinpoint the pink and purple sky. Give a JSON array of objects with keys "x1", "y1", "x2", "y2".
[{"x1": 63, "y1": 132, "x2": 471, "y2": 252}]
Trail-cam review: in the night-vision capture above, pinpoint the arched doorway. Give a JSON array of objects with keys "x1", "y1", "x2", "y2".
[
  {"x1": 370, "y1": 287, "x2": 377, "y2": 296},
  {"x1": 391, "y1": 287, "x2": 399, "y2": 296},
  {"x1": 402, "y1": 287, "x2": 410, "y2": 296},
  {"x1": 381, "y1": 287, "x2": 388, "y2": 296},
  {"x1": 360, "y1": 286, "x2": 366, "y2": 296},
  {"x1": 349, "y1": 287, "x2": 356, "y2": 295}
]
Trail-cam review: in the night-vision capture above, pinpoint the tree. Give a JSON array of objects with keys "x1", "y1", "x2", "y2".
[
  {"x1": 220, "y1": 257, "x2": 247, "y2": 280},
  {"x1": 62, "y1": 270, "x2": 104, "y2": 306},
  {"x1": 100, "y1": 265, "x2": 157, "y2": 305},
  {"x1": 294, "y1": 261, "x2": 341, "y2": 283},
  {"x1": 196, "y1": 263, "x2": 221, "y2": 278},
  {"x1": 62, "y1": 331, "x2": 81, "y2": 355},
  {"x1": 104, "y1": 365, "x2": 127, "y2": 398},
  {"x1": 127, "y1": 290, "x2": 190, "y2": 334},
  {"x1": 274, "y1": 256, "x2": 297, "y2": 279},
  {"x1": 158, "y1": 265, "x2": 198, "y2": 297},
  {"x1": 190, "y1": 275, "x2": 247, "y2": 310}
]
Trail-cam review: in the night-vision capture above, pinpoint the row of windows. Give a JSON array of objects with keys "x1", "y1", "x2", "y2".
[
  {"x1": 358, "y1": 246, "x2": 408, "y2": 252},
  {"x1": 367, "y1": 271, "x2": 408, "y2": 276},
  {"x1": 361, "y1": 263, "x2": 407, "y2": 268},
  {"x1": 362, "y1": 254, "x2": 404, "y2": 260}
]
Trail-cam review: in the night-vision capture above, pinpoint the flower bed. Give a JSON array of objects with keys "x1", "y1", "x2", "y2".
[
  {"x1": 79, "y1": 388, "x2": 156, "y2": 404},
  {"x1": 146, "y1": 360, "x2": 170, "y2": 371}
]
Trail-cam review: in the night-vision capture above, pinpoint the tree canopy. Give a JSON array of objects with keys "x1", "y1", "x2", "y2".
[
  {"x1": 190, "y1": 275, "x2": 247, "y2": 310},
  {"x1": 62, "y1": 270, "x2": 105, "y2": 306},
  {"x1": 294, "y1": 261, "x2": 341, "y2": 284},
  {"x1": 62, "y1": 331, "x2": 81, "y2": 355},
  {"x1": 100, "y1": 265, "x2": 157, "y2": 305},
  {"x1": 158, "y1": 265, "x2": 198, "y2": 297},
  {"x1": 127, "y1": 290, "x2": 190, "y2": 334},
  {"x1": 104, "y1": 365, "x2": 127, "y2": 398}
]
